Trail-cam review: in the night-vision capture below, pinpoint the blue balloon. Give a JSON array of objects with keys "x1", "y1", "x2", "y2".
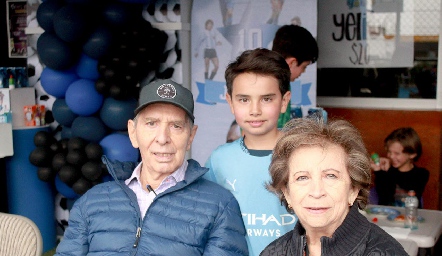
[
  {"x1": 53, "y1": 4, "x2": 91, "y2": 43},
  {"x1": 65, "y1": 79, "x2": 104, "y2": 116},
  {"x1": 40, "y1": 67, "x2": 78, "y2": 98},
  {"x1": 55, "y1": 174, "x2": 80, "y2": 199},
  {"x1": 83, "y1": 26, "x2": 113, "y2": 59},
  {"x1": 52, "y1": 99, "x2": 78, "y2": 126},
  {"x1": 76, "y1": 54, "x2": 99, "y2": 80},
  {"x1": 61, "y1": 126, "x2": 73, "y2": 139},
  {"x1": 37, "y1": 32, "x2": 79, "y2": 70},
  {"x1": 99, "y1": 133, "x2": 139, "y2": 162},
  {"x1": 36, "y1": 0, "x2": 64, "y2": 33},
  {"x1": 71, "y1": 116, "x2": 107, "y2": 143},
  {"x1": 100, "y1": 98, "x2": 137, "y2": 131}
]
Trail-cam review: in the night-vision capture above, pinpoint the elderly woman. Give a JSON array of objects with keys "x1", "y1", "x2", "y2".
[{"x1": 260, "y1": 118, "x2": 407, "y2": 256}]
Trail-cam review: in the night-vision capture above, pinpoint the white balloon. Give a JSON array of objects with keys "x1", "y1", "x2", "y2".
[
  {"x1": 27, "y1": 54, "x2": 43, "y2": 87},
  {"x1": 167, "y1": 0, "x2": 181, "y2": 23},
  {"x1": 164, "y1": 30, "x2": 177, "y2": 52},
  {"x1": 27, "y1": 46, "x2": 36, "y2": 57},
  {"x1": 34, "y1": 80, "x2": 56, "y2": 111},
  {"x1": 55, "y1": 194, "x2": 70, "y2": 231},
  {"x1": 140, "y1": 70, "x2": 156, "y2": 86},
  {"x1": 165, "y1": 50, "x2": 178, "y2": 68},
  {"x1": 154, "y1": 0, "x2": 170, "y2": 23},
  {"x1": 28, "y1": 34, "x2": 40, "y2": 49},
  {"x1": 171, "y1": 61, "x2": 182, "y2": 84},
  {"x1": 141, "y1": 3, "x2": 158, "y2": 23},
  {"x1": 158, "y1": 49, "x2": 178, "y2": 73},
  {"x1": 27, "y1": 10, "x2": 37, "y2": 26}
]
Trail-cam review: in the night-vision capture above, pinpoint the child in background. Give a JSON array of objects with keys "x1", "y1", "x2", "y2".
[
  {"x1": 371, "y1": 127, "x2": 429, "y2": 208},
  {"x1": 204, "y1": 48, "x2": 293, "y2": 255},
  {"x1": 271, "y1": 24, "x2": 318, "y2": 128},
  {"x1": 226, "y1": 120, "x2": 241, "y2": 143}
]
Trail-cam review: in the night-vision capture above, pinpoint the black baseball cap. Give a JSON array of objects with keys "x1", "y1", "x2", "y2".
[{"x1": 134, "y1": 79, "x2": 195, "y2": 121}]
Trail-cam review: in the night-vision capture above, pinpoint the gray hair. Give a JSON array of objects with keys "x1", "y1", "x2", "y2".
[{"x1": 267, "y1": 118, "x2": 371, "y2": 212}]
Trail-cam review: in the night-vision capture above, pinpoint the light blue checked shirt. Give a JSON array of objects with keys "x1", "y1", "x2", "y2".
[{"x1": 125, "y1": 161, "x2": 187, "y2": 219}]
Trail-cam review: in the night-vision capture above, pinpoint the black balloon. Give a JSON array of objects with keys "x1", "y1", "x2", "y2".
[
  {"x1": 37, "y1": 167, "x2": 56, "y2": 182},
  {"x1": 50, "y1": 141, "x2": 62, "y2": 152},
  {"x1": 34, "y1": 131, "x2": 54, "y2": 147},
  {"x1": 102, "y1": 2, "x2": 132, "y2": 27},
  {"x1": 81, "y1": 161, "x2": 103, "y2": 181},
  {"x1": 52, "y1": 152, "x2": 67, "y2": 172},
  {"x1": 45, "y1": 110, "x2": 55, "y2": 124},
  {"x1": 97, "y1": 61, "x2": 108, "y2": 76},
  {"x1": 95, "y1": 78, "x2": 110, "y2": 95},
  {"x1": 59, "y1": 165, "x2": 81, "y2": 186},
  {"x1": 59, "y1": 138, "x2": 70, "y2": 153},
  {"x1": 29, "y1": 147, "x2": 53, "y2": 167},
  {"x1": 67, "y1": 137, "x2": 87, "y2": 151},
  {"x1": 109, "y1": 84, "x2": 128, "y2": 100},
  {"x1": 103, "y1": 67, "x2": 117, "y2": 81},
  {"x1": 66, "y1": 149, "x2": 88, "y2": 167},
  {"x1": 72, "y1": 178, "x2": 92, "y2": 195},
  {"x1": 85, "y1": 143, "x2": 103, "y2": 160}
]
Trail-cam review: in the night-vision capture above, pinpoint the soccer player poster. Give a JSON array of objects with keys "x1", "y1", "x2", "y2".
[{"x1": 190, "y1": 0, "x2": 317, "y2": 163}]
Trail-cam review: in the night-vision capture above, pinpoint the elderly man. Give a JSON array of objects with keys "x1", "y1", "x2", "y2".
[{"x1": 55, "y1": 79, "x2": 248, "y2": 256}]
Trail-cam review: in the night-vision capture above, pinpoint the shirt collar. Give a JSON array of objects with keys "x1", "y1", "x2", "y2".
[{"x1": 125, "y1": 161, "x2": 188, "y2": 186}]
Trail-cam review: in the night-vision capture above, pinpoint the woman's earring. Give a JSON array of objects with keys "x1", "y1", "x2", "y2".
[{"x1": 288, "y1": 204, "x2": 292, "y2": 209}]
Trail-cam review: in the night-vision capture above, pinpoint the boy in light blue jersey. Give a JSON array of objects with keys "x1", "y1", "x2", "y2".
[{"x1": 205, "y1": 48, "x2": 296, "y2": 255}]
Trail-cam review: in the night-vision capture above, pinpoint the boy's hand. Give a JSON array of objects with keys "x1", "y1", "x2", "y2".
[
  {"x1": 370, "y1": 157, "x2": 390, "y2": 171},
  {"x1": 370, "y1": 159, "x2": 381, "y2": 171},
  {"x1": 378, "y1": 157, "x2": 390, "y2": 171}
]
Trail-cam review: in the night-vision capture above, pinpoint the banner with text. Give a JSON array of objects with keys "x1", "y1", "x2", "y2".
[{"x1": 318, "y1": 0, "x2": 413, "y2": 68}]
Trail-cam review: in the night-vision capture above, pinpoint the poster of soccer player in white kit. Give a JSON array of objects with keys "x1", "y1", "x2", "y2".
[{"x1": 190, "y1": 0, "x2": 317, "y2": 164}]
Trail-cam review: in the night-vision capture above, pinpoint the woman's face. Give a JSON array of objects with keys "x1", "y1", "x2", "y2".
[{"x1": 282, "y1": 145, "x2": 359, "y2": 235}]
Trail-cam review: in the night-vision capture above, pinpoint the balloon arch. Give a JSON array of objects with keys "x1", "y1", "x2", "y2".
[{"x1": 28, "y1": 0, "x2": 182, "y2": 199}]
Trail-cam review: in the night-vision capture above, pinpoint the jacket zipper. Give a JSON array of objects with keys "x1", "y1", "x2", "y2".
[{"x1": 133, "y1": 227, "x2": 142, "y2": 248}]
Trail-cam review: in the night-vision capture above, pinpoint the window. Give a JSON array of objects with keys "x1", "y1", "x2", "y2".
[{"x1": 317, "y1": 0, "x2": 441, "y2": 109}]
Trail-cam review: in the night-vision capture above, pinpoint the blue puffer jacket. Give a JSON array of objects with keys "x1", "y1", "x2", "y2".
[{"x1": 55, "y1": 157, "x2": 248, "y2": 256}]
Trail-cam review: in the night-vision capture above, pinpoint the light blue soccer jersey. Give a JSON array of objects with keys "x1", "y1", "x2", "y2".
[{"x1": 205, "y1": 138, "x2": 297, "y2": 255}]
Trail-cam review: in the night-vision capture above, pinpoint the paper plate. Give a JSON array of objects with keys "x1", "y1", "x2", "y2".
[{"x1": 366, "y1": 207, "x2": 401, "y2": 216}]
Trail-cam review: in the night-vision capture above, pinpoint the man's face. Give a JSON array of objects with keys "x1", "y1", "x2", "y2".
[{"x1": 128, "y1": 103, "x2": 197, "y2": 180}]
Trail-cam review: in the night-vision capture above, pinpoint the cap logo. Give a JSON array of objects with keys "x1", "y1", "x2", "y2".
[{"x1": 157, "y1": 83, "x2": 176, "y2": 99}]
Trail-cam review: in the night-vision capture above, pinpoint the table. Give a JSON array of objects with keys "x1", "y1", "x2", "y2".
[
  {"x1": 397, "y1": 238, "x2": 419, "y2": 256},
  {"x1": 362, "y1": 205, "x2": 442, "y2": 248}
]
